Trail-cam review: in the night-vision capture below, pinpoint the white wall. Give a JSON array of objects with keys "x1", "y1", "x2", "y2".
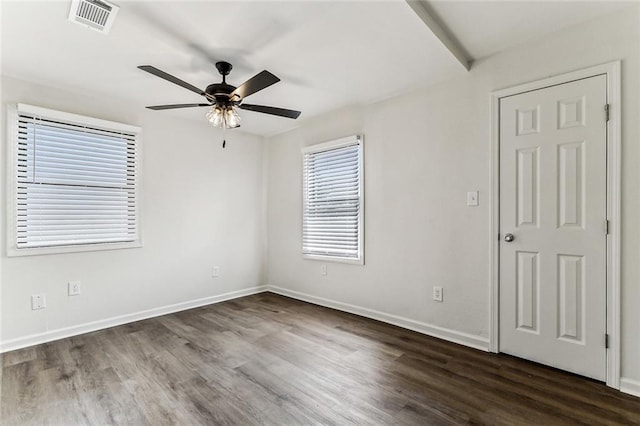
[
  {"x1": 0, "y1": 76, "x2": 267, "y2": 347},
  {"x1": 1, "y1": 3, "x2": 638, "y2": 395},
  {"x1": 266, "y1": 6, "x2": 640, "y2": 386}
]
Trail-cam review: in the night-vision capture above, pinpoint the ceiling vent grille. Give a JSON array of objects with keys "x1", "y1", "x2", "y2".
[{"x1": 68, "y1": 0, "x2": 120, "y2": 34}]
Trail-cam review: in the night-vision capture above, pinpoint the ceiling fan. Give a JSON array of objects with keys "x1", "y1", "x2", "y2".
[{"x1": 138, "y1": 61, "x2": 301, "y2": 147}]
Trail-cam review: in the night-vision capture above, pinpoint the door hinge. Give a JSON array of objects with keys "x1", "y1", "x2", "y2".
[
  {"x1": 605, "y1": 219, "x2": 610, "y2": 235},
  {"x1": 605, "y1": 333, "x2": 610, "y2": 349},
  {"x1": 605, "y1": 104, "x2": 610, "y2": 122}
]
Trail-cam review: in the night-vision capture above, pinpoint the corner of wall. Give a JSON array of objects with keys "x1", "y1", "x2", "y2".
[{"x1": 260, "y1": 136, "x2": 270, "y2": 287}]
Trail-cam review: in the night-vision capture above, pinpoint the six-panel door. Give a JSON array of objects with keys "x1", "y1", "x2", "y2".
[{"x1": 499, "y1": 75, "x2": 607, "y2": 381}]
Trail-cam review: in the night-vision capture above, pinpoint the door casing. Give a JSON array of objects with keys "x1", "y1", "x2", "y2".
[{"x1": 489, "y1": 61, "x2": 621, "y2": 389}]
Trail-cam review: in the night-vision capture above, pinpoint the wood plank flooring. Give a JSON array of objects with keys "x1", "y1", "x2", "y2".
[{"x1": 2, "y1": 292, "x2": 639, "y2": 425}]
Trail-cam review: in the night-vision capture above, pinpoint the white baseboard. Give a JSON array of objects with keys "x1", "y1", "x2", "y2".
[
  {"x1": 620, "y1": 377, "x2": 640, "y2": 398},
  {"x1": 0, "y1": 285, "x2": 268, "y2": 353},
  {"x1": 4, "y1": 283, "x2": 633, "y2": 398},
  {"x1": 266, "y1": 285, "x2": 490, "y2": 351}
]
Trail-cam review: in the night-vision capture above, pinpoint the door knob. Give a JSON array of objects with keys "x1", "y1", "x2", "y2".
[{"x1": 504, "y1": 233, "x2": 515, "y2": 242}]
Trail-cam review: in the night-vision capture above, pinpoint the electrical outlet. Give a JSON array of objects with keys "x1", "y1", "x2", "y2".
[
  {"x1": 68, "y1": 281, "x2": 81, "y2": 296},
  {"x1": 212, "y1": 266, "x2": 220, "y2": 278},
  {"x1": 433, "y1": 286, "x2": 443, "y2": 302},
  {"x1": 31, "y1": 294, "x2": 46, "y2": 310},
  {"x1": 467, "y1": 191, "x2": 479, "y2": 207},
  {"x1": 321, "y1": 265, "x2": 327, "y2": 276}
]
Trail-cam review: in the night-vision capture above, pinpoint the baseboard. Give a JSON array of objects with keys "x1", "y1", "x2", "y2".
[
  {"x1": 620, "y1": 377, "x2": 640, "y2": 398},
  {"x1": 266, "y1": 285, "x2": 490, "y2": 351},
  {"x1": 4, "y1": 283, "x2": 632, "y2": 397},
  {"x1": 0, "y1": 285, "x2": 268, "y2": 353}
]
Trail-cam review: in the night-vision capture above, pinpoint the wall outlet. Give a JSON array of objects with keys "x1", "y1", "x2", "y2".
[
  {"x1": 467, "y1": 191, "x2": 479, "y2": 207},
  {"x1": 212, "y1": 266, "x2": 220, "y2": 278},
  {"x1": 68, "y1": 281, "x2": 81, "y2": 296},
  {"x1": 433, "y1": 286, "x2": 443, "y2": 302},
  {"x1": 31, "y1": 294, "x2": 46, "y2": 310},
  {"x1": 321, "y1": 265, "x2": 327, "y2": 276}
]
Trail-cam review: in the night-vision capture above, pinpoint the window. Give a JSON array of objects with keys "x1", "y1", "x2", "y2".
[
  {"x1": 7, "y1": 104, "x2": 141, "y2": 255},
  {"x1": 302, "y1": 135, "x2": 363, "y2": 263}
]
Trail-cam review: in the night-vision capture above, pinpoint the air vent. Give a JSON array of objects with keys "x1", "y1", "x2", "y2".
[{"x1": 68, "y1": 0, "x2": 120, "y2": 34}]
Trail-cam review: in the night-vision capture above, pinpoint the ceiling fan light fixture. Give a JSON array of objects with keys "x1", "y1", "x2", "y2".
[
  {"x1": 139, "y1": 62, "x2": 301, "y2": 132},
  {"x1": 206, "y1": 105, "x2": 241, "y2": 129}
]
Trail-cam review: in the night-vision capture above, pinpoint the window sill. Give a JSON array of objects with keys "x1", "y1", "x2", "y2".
[
  {"x1": 7, "y1": 240, "x2": 142, "y2": 257},
  {"x1": 303, "y1": 253, "x2": 364, "y2": 265}
]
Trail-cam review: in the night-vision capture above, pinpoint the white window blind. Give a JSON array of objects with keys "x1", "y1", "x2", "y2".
[
  {"x1": 11, "y1": 105, "x2": 140, "y2": 252},
  {"x1": 302, "y1": 135, "x2": 363, "y2": 262}
]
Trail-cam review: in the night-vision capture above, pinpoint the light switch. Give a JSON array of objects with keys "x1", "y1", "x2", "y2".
[{"x1": 467, "y1": 191, "x2": 479, "y2": 207}]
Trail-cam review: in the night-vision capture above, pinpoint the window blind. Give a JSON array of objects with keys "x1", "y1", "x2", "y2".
[
  {"x1": 302, "y1": 137, "x2": 362, "y2": 261},
  {"x1": 15, "y1": 112, "x2": 138, "y2": 249}
]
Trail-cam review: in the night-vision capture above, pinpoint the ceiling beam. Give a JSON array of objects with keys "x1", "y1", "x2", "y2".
[{"x1": 406, "y1": 0, "x2": 472, "y2": 71}]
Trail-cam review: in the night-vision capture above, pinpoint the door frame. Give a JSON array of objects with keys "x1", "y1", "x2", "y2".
[{"x1": 489, "y1": 61, "x2": 621, "y2": 389}]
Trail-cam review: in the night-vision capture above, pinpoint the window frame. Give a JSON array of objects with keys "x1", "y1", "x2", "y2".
[
  {"x1": 6, "y1": 103, "x2": 143, "y2": 257},
  {"x1": 301, "y1": 134, "x2": 364, "y2": 265}
]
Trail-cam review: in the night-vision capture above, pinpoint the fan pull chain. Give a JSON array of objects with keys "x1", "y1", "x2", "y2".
[{"x1": 222, "y1": 126, "x2": 227, "y2": 148}]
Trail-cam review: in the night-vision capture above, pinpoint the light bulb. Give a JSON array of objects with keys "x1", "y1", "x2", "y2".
[
  {"x1": 206, "y1": 106, "x2": 220, "y2": 126},
  {"x1": 231, "y1": 108, "x2": 241, "y2": 127},
  {"x1": 210, "y1": 106, "x2": 224, "y2": 127},
  {"x1": 205, "y1": 105, "x2": 241, "y2": 129},
  {"x1": 224, "y1": 107, "x2": 241, "y2": 128},
  {"x1": 227, "y1": 109, "x2": 238, "y2": 128}
]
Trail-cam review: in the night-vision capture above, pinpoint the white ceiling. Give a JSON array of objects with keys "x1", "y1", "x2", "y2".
[
  {"x1": 1, "y1": 1, "x2": 634, "y2": 136},
  {"x1": 427, "y1": 0, "x2": 636, "y2": 60}
]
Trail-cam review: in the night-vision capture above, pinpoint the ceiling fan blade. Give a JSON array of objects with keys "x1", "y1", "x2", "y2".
[
  {"x1": 146, "y1": 103, "x2": 211, "y2": 110},
  {"x1": 231, "y1": 71, "x2": 280, "y2": 99},
  {"x1": 239, "y1": 103, "x2": 301, "y2": 119},
  {"x1": 138, "y1": 65, "x2": 205, "y2": 97}
]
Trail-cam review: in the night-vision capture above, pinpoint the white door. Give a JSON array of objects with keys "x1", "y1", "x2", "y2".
[{"x1": 499, "y1": 75, "x2": 607, "y2": 380}]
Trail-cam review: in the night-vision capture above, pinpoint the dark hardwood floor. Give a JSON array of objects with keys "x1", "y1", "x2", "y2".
[{"x1": 2, "y1": 292, "x2": 639, "y2": 425}]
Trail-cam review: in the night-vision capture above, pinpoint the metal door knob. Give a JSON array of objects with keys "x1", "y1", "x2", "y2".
[{"x1": 504, "y1": 233, "x2": 515, "y2": 242}]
